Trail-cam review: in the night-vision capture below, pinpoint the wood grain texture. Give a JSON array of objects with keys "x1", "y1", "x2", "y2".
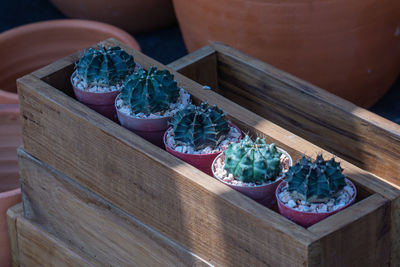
[
  {"x1": 6, "y1": 203, "x2": 21, "y2": 267},
  {"x1": 6, "y1": 203, "x2": 92, "y2": 267},
  {"x1": 18, "y1": 38, "x2": 400, "y2": 266},
  {"x1": 170, "y1": 42, "x2": 400, "y2": 188},
  {"x1": 18, "y1": 148, "x2": 211, "y2": 267}
]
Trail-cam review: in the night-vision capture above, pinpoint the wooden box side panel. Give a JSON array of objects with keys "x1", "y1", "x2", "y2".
[
  {"x1": 18, "y1": 149, "x2": 211, "y2": 267},
  {"x1": 308, "y1": 194, "x2": 391, "y2": 266},
  {"x1": 6, "y1": 204, "x2": 22, "y2": 267},
  {"x1": 169, "y1": 43, "x2": 400, "y2": 187}
]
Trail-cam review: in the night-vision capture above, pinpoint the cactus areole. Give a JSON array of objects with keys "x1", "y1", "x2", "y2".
[
  {"x1": 223, "y1": 136, "x2": 282, "y2": 184},
  {"x1": 169, "y1": 102, "x2": 230, "y2": 151},
  {"x1": 75, "y1": 45, "x2": 136, "y2": 87},
  {"x1": 285, "y1": 155, "x2": 347, "y2": 203},
  {"x1": 120, "y1": 67, "x2": 180, "y2": 116}
]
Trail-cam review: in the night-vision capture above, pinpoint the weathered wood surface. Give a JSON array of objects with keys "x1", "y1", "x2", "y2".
[
  {"x1": 18, "y1": 148, "x2": 211, "y2": 267},
  {"x1": 17, "y1": 38, "x2": 400, "y2": 266},
  {"x1": 6, "y1": 203, "x2": 92, "y2": 267},
  {"x1": 6, "y1": 203, "x2": 21, "y2": 267},
  {"x1": 169, "y1": 43, "x2": 400, "y2": 189}
]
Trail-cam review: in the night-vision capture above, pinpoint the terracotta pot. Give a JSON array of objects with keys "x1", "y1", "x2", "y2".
[
  {"x1": 0, "y1": 189, "x2": 21, "y2": 267},
  {"x1": 276, "y1": 179, "x2": 357, "y2": 227},
  {"x1": 0, "y1": 19, "x2": 140, "y2": 95},
  {"x1": 164, "y1": 124, "x2": 242, "y2": 175},
  {"x1": 0, "y1": 104, "x2": 22, "y2": 266},
  {"x1": 49, "y1": 0, "x2": 176, "y2": 33},
  {"x1": 0, "y1": 90, "x2": 18, "y2": 104},
  {"x1": 172, "y1": 0, "x2": 400, "y2": 107},
  {"x1": 116, "y1": 101, "x2": 171, "y2": 148},
  {"x1": 212, "y1": 148, "x2": 292, "y2": 207}
]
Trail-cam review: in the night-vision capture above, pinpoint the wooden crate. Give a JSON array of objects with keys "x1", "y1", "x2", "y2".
[
  {"x1": 168, "y1": 43, "x2": 400, "y2": 189},
  {"x1": 17, "y1": 38, "x2": 400, "y2": 266}
]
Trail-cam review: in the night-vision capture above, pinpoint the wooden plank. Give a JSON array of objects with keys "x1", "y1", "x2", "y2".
[
  {"x1": 6, "y1": 203, "x2": 22, "y2": 267},
  {"x1": 207, "y1": 42, "x2": 400, "y2": 188},
  {"x1": 308, "y1": 194, "x2": 391, "y2": 266},
  {"x1": 17, "y1": 38, "x2": 400, "y2": 266},
  {"x1": 18, "y1": 148, "x2": 212, "y2": 267}
]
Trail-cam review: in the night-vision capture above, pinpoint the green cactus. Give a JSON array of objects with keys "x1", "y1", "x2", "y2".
[
  {"x1": 120, "y1": 67, "x2": 180, "y2": 116},
  {"x1": 223, "y1": 135, "x2": 282, "y2": 184},
  {"x1": 169, "y1": 102, "x2": 230, "y2": 150},
  {"x1": 285, "y1": 155, "x2": 347, "y2": 203},
  {"x1": 76, "y1": 45, "x2": 136, "y2": 87}
]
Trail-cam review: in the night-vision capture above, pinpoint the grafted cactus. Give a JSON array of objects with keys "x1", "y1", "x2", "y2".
[
  {"x1": 170, "y1": 102, "x2": 230, "y2": 150},
  {"x1": 76, "y1": 45, "x2": 136, "y2": 86},
  {"x1": 285, "y1": 155, "x2": 347, "y2": 203},
  {"x1": 120, "y1": 67, "x2": 180, "y2": 115},
  {"x1": 223, "y1": 135, "x2": 282, "y2": 183}
]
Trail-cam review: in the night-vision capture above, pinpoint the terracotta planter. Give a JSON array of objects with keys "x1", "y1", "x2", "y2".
[
  {"x1": 0, "y1": 19, "x2": 140, "y2": 95},
  {"x1": 0, "y1": 104, "x2": 22, "y2": 266},
  {"x1": 164, "y1": 124, "x2": 242, "y2": 175},
  {"x1": 212, "y1": 148, "x2": 292, "y2": 207},
  {"x1": 172, "y1": 0, "x2": 400, "y2": 107},
  {"x1": 116, "y1": 101, "x2": 171, "y2": 148},
  {"x1": 50, "y1": 0, "x2": 176, "y2": 33},
  {"x1": 0, "y1": 90, "x2": 18, "y2": 104},
  {"x1": 276, "y1": 179, "x2": 357, "y2": 227}
]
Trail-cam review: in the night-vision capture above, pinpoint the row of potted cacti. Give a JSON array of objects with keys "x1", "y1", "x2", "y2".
[{"x1": 71, "y1": 45, "x2": 357, "y2": 227}]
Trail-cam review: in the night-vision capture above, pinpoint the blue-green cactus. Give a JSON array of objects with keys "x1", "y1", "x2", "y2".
[
  {"x1": 75, "y1": 45, "x2": 136, "y2": 87},
  {"x1": 120, "y1": 66, "x2": 180, "y2": 115},
  {"x1": 169, "y1": 102, "x2": 230, "y2": 150},
  {"x1": 223, "y1": 135, "x2": 282, "y2": 184},
  {"x1": 285, "y1": 155, "x2": 347, "y2": 203}
]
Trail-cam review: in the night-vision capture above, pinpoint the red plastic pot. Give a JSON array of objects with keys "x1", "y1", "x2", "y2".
[
  {"x1": 212, "y1": 149, "x2": 293, "y2": 208},
  {"x1": 164, "y1": 124, "x2": 242, "y2": 176},
  {"x1": 276, "y1": 179, "x2": 357, "y2": 228},
  {"x1": 117, "y1": 104, "x2": 171, "y2": 148}
]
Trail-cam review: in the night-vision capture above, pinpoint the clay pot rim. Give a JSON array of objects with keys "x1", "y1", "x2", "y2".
[
  {"x1": 0, "y1": 19, "x2": 140, "y2": 51},
  {"x1": 0, "y1": 187, "x2": 20, "y2": 199},
  {"x1": 276, "y1": 178, "x2": 357, "y2": 215},
  {"x1": 211, "y1": 148, "x2": 293, "y2": 188},
  {"x1": 0, "y1": 89, "x2": 18, "y2": 104}
]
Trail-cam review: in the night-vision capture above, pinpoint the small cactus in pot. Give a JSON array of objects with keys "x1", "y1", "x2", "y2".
[
  {"x1": 212, "y1": 135, "x2": 292, "y2": 207},
  {"x1": 71, "y1": 45, "x2": 139, "y2": 120},
  {"x1": 276, "y1": 154, "x2": 357, "y2": 227},
  {"x1": 164, "y1": 102, "x2": 242, "y2": 175},
  {"x1": 116, "y1": 66, "x2": 191, "y2": 147}
]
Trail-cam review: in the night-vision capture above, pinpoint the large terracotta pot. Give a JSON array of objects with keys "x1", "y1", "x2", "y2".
[
  {"x1": 0, "y1": 104, "x2": 22, "y2": 266},
  {"x1": 0, "y1": 19, "x2": 140, "y2": 95},
  {"x1": 49, "y1": 0, "x2": 176, "y2": 33},
  {"x1": 172, "y1": 0, "x2": 400, "y2": 107}
]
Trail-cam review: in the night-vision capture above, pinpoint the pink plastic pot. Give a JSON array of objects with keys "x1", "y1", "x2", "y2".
[
  {"x1": 212, "y1": 149, "x2": 293, "y2": 208},
  {"x1": 276, "y1": 179, "x2": 357, "y2": 228},
  {"x1": 164, "y1": 124, "x2": 242, "y2": 176},
  {"x1": 117, "y1": 105, "x2": 171, "y2": 148}
]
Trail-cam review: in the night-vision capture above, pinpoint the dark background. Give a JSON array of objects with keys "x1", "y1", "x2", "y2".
[{"x1": 1, "y1": 0, "x2": 399, "y2": 123}]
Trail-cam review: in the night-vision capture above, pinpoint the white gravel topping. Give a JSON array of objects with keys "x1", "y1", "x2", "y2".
[
  {"x1": 166, "y1": 125, "x2": 241, "y2": 155},
  {"x1": 278, "y1": 182, "x2": 355, "y2": 213},
  {"x1": 115, "y1": 88, "x2": 191, "y2": 119},
  {"x1": 213, "y1": 153, "x2": 290, "y2": 187},
  {"x1": 72, "y1": 72, "x2": 122, "y2": 93}
]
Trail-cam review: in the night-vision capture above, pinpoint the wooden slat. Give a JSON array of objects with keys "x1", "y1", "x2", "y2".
[
  {"x1": 6, "y1": 203, "x2": 22, "y2": 267},
  {"x1": 206, "y1": 42, "x2": 400, "y2": 188},
  {"x1": 308, "y1": 194, "x2": 391, "y2": 266},
  {"x1": 18, "y1": 38, "x2": 400, "y2": 266},
  {"x1": 18, "y1": 148, "x2": 212, "y2": 267}
]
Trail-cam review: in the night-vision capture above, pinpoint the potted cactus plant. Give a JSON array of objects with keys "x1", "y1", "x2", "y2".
[
  {"x1": 71, "y1": 45, "x2": 139, "y2": 120},
  {"x1": 116, "y1": 66, "x2": 191, "y2": 147},
  {"x1": 276, "y1": 155, "x2": 357, "y2": 227},
  {"x1": 164, "y1": 102, "x2": 241, "y2": 175},
  {"x1": 212, "y1": 135, "x2": 292, "y2": 208}
]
